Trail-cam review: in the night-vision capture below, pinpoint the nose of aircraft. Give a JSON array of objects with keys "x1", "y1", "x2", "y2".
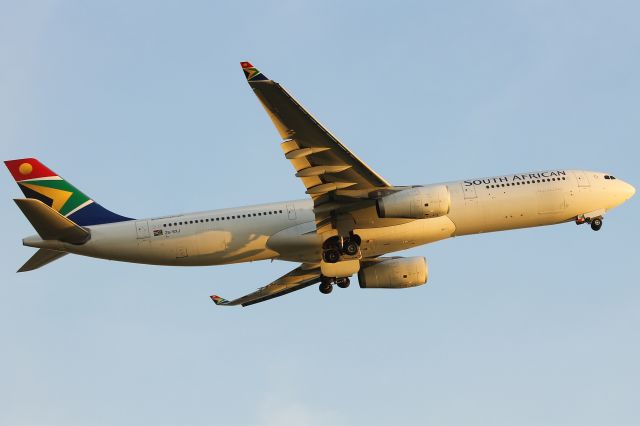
[{"x1": 621, "y1": 181, "x2": 635, "y2": 200}]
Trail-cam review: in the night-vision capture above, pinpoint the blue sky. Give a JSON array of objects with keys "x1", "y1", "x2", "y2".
[{"x1": 1, "y1": 1, "x2": 639, "y2": 425}]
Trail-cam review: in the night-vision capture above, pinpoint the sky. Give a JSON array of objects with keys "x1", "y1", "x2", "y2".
[{"x1": 1, "y1": 1, "x2": 639, "y2": 425}]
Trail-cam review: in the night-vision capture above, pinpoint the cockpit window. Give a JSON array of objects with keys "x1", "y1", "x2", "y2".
[{"x1": 604, "y1": 175, "x2": 617, "y2": 180}]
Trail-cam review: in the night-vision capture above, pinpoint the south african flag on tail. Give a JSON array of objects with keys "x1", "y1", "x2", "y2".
[{"x1": 4, "y1": 158, "x2": 133, "y2": 226}]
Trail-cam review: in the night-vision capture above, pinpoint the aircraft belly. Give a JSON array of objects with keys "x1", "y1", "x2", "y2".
[
  {"x1": 266, "y1": 222, "x2": 322, "y2": 263},
  {"x1": 358, "y1": 216, "x2": 456, "y2": 257}
]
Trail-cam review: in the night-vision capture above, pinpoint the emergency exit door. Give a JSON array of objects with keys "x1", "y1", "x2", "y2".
[{"x1": 135, "y1": 221, "x2": 150, "y2": 239}]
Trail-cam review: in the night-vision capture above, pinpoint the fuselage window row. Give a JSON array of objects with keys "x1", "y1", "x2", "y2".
[
  {"x1": 485, "y1": 177, "x2": 566, "y2": 189},
  {"x1": 161, "y1": 210, "x2": 285, "y2": 228}
]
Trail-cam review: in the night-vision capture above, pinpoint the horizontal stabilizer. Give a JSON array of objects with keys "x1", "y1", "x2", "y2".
[
  {"x1": 18, "y1": 249, "x2": 67, "y2": 272},
  {"x1": 14, "y1": 198, "x2": 90, "y2": 244}
]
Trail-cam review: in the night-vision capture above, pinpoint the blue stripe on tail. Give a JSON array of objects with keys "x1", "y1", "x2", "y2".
[{"x1": 67, "y1": 202, "x2": 133, "y2": 226}]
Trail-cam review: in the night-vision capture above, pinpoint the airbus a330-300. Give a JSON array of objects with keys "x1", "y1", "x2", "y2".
[{"x1": 6, "y1": 62, "x2": 635, "y2": 306}]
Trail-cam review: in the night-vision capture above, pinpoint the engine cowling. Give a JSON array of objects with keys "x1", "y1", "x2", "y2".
[
  {"x1": 376, "y1": 185, "x2": 450, "y2": 219},
  {"x1": 358, "y1": 257, "x2": 428, "y2": 289}
]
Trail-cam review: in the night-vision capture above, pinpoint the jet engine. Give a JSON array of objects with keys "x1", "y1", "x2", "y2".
[
  {"x1": 376, "y1": 185, "x2": 450, "y2": 219},
  {"x1": 358, "y1": 257, "x2": 428, "y2": 289}
]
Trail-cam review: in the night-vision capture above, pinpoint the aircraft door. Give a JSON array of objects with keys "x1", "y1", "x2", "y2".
[
  {"x1": 286, "y1": 203, "x2": 297, "y2": 220},
  {"x1": 461, "y1": 183, "x2": 477, "y2": 199},
  {"x1": 574, "y1": 171, "x2": 590, "y2": 187},
  {"x1": 135, "y1": 221, "x2": 150, "y2": 239}
]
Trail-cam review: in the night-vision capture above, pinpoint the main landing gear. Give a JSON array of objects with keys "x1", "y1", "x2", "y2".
[
  {"x1": 319, "y1": 278, "x2": 333, "y2": 294},
  {"x1": 321, "y1": 234, "x2": 362, "y2": 263},
  {"x1": 576, "y1": 216, "x2": 603, "y2": 231},
  {"x1": 319, "y1": 276, "x2": 350, "y2": 294},
  {"x1": 319, "y1": 234, "x2": 359, "y2": 294}
]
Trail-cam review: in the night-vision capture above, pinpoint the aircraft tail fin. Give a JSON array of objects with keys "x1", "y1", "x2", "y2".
[
  {"x1": 14, "y1": 198, "x2": 90, "y2": 244},
  {"x1": 18, "y1": 249, "x2": 68, "y2": 273},
  {"x1": 4, "y1": 158, "x2": 132, "y2": 226}
]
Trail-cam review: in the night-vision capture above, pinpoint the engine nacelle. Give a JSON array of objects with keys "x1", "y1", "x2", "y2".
[
  {"x1": 376, "y1": 185, "x2": 450, "y2": 219},
  {"x1": 358, "y1": 257, "x2": 428, "y2": 289}
]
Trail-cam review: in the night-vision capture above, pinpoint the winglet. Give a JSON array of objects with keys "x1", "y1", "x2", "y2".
[
  {"x1": 210, "y1": 295, "x2": 231, "y2": 306},
  {"x1": 240, "y1": 61, "x2": 269, "y2": 82}
]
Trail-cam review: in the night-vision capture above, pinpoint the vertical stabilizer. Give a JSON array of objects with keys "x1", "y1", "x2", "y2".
[{"x1": 5, "y1": 158, "x2": 132, "y2": 226}]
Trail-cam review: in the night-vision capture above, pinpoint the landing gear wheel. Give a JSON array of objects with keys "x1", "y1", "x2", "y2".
[
  {"x1": 591, "y1": 218, "x2": 603, "y2": 231},
  {"x1": 323, "y1": 248, "x2": 341, "y2": 263},
  {"x1": 336, "y1": 277, "x2": 350, "y2": 289},
  {"x1": 319, "y1": 281, "x2": 333, "y2": 294},
  {"x1": 342, "y1": 240, "x2": 359, "y2": 256}
]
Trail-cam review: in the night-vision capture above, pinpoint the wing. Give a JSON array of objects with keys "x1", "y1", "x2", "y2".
[
  {"x1": 210, "y1": 264, "x2": 321, "y2": 307},
  {"x1": 241, "y1": 62, "x2": 396, "y2": 234}
]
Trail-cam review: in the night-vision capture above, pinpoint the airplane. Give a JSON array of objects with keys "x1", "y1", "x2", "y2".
[{"x1": 5, "y1": 62, "x2": 635, "y2": 307}]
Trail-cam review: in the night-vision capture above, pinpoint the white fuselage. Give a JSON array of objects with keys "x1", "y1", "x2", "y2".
[{"x1": 23, "y1": 170, "x2": 635, "y2": 267}]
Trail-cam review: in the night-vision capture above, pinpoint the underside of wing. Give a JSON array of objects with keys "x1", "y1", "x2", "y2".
[
  {"x1": 210, "y1": 264, "x2": 321, "y2": 307},
  {"x1": 241, "y1": 62, "x2": 401, "y2": 235}
]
